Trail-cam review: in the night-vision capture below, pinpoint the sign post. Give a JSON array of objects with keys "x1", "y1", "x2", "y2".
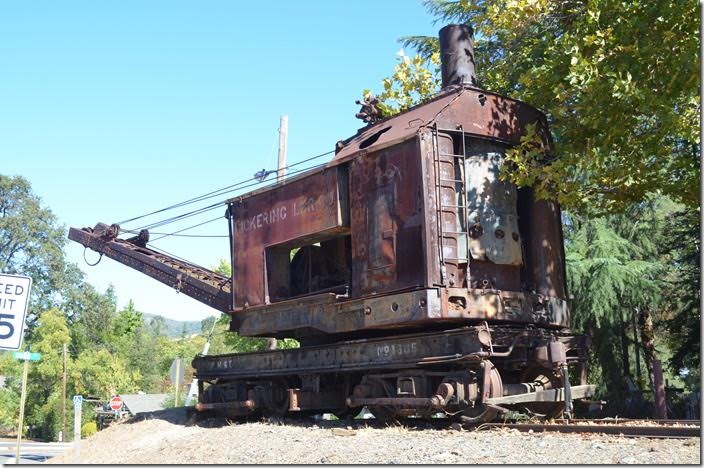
[
  {"x1": 13, "y1": 349, "x2": 40, "y2": 464},
  {"x1": 110, "y1": 395, "x2": 124, "y2": 413},
  {"x1": 0, "y1": 273, "x2": 32, "y2": 351},
  {"x1": 170, "y1": 358, "x2": 184, "y2": 407},
  {"x1": 73, "y1": 395, "x2": 83, "y2": 464}
]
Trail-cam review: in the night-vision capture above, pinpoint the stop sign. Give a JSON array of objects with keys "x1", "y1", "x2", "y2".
[{"x1": 109, "y1": 396, "x2": 123, "y2": 411}]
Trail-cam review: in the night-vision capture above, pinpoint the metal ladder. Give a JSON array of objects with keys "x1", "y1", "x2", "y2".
[{"x1": 432, "y1": 125, "x2": 471, "y2": 284}]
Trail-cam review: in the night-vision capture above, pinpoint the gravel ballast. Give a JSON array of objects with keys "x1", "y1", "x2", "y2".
[{"x1": 46, "y1": 409, "x2": 700, "y2": 464}]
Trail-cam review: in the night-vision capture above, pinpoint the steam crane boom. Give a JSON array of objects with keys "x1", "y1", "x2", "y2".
[{"x1": 68, "y1": 223, "x2": 232, "y2": 313}]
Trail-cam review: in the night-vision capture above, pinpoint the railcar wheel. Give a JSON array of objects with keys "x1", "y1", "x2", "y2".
[
  {"x1": 201, "y1": 384, "x2": 226, "y2": 408},
  {"x1": 460, "y1": 363, "x2": 503, "y2": 424},
  {"x1": 263, "y1": 379, "x2": 290, "y2": 418},
  {"x1": 333, "y1": 407, "x2": 363, "y2": 420},
  {"x1": 519, "y1": 367, "x2": 564, "y2": 420},
  {"x1": 368, "y1": 405, "x2": 397, "y2": 422},
  {"x1": 198, "y1": 384, "x2": 227, "y2": 419}
]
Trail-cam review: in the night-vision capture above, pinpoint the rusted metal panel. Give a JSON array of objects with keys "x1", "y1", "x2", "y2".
[
  {"x1": 517, "y1": 187, "x2": 567, "y2": 299},
  {"x1": 349, "y1": 139, "x2": 426, "y2": 297},
  {"x1": 442, "y1": 287, "x2": 532, "y2": 322},
  {"x1": 435, "y1": 90, "x2": 551, "y2": 149},
  {"x1": 288, "y1": 388, "x2": 344, "y2": 411},
  {"x1": 332, "y1": 86, "x2": 550, "y2": 165},
  {"x1": 231, "y1": 284, "x2": 569, "y2": 339},
  {"x1": 194, "y1": 326, "x2": 492, "y2": 380},
  {"x1": 194, "y1": 324, "x2": 587, "y2": 381},
  {"x1": 464, "y1": 138, "x2": 522, "y2": 266},
  {"x1": 231, "y1": 288, "x2": 443, "y2": 338},
  {"x1": 68, "y1": 225, "x2": 232, "y2": 313},
  {"x1": 440, "y1": 287, "x2": 569, "y2": 327},
  {"x1": 418, "y1": 129, "x2": 442, "y2": 288},
  {"x1": 468, "y1": 260, "x2": 522, "y2": 292},
  {"x1": 228, "y1": 166, "x2": 349, "y2": 308}
]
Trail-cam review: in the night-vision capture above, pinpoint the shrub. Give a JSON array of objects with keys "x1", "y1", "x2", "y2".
[{"x1": 81, "y1": 421, "x2": 98, "y2": 438}]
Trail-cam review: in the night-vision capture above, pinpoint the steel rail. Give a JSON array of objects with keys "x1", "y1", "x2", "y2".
[
  {"x1": 474, "y1": 421, "x2": 701, "y2": 439},
  {"x1": 551, "y1": 418, "x2": 700, "y2": 426}
]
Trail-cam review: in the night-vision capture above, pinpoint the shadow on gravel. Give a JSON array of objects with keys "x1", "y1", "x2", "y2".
[
  {"x1": 125, "y1": 407, "x2": 456, "y2": 432},
  {"x1": 126, "y1": 407, "x2": 247, "y2": 429},
  {"x1": 127, "y1": 407, "x2": 191, "y2": 425}
]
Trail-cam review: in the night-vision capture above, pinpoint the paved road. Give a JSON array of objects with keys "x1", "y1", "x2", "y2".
[{"x1": 0, "y1": 441, "x2": 71, "y2": 464}]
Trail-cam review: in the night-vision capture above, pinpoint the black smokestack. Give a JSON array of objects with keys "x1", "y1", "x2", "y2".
[{"x1": 439, "y1": 24, "x2": 477, "y2": 88}]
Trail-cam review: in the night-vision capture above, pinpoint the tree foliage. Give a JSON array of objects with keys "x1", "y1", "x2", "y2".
[
  {"x1": 362, "y1": 50, "x2": 441, "y2": 118},
  {"x1": 0, "y1": 174, "x2": 121, "y2": 345},
  {"x1": 0, "y1": 176, "x2": 70, "y2": 318},
  {"x1": 566, "y1": 213, "x2": 664, "y2": 329},
  {"x1": 71, "y1": 348, "x2": 139, "y2": 398},
  {"x1": 661, "y1": 209, "x2": 700, "y2": 382},
  {"x1": 0, "y1": 353, "x2": 21, "y2": 432},
  {"x1": 23, "y1": 309, "x2": 72, "y2": 440},
  {"x1": 564, "y1": 198, "x2": 700, "y2": 412},
  {"x1": 0, "y1": 175, "x2": 304, "y2": 440},
  {"x1": 63, "y1": 283, "x2": 118, "y2": 351},
  {"x1": 373, "y1": 0, "x2": 699, "y2": 212}
]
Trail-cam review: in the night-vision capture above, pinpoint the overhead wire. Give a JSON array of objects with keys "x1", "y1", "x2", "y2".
[
  {"x1": 126, "y1": 162, "x2": 327, "y2": 235},
  {"x1": 149, "y1": 216, "x2": 224, "y2": 242},
  {"x1": 111, "y1": 150, "x2": 334, "y2": 271},
  {"x1": 126, "y1": 232, "x2": 228, "y2": 238},
  {"x1": 135, "y1": 202, "x2": 224, "y2": 231},
  {"x1": 115, "y1": 149, "x2": 334, "y2": 228}
]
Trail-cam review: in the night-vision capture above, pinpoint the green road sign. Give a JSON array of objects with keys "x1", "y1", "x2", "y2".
[{"x1": 12, "y1": 351, "x2": 41, "y2": 361}]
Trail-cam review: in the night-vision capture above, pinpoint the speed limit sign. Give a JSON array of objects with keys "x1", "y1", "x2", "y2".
[{"x1": 0, "y1": 273, "x2": 32, "y2": 351}]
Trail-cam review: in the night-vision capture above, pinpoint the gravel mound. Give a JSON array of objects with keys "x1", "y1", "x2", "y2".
[{"x1": 46, "y1": 409, "x2": 700, "y2": 464}]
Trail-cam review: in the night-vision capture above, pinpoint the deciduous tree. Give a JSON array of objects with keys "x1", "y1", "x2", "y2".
[
  {"x1": 373, "y1": 0, "x2": 700, "y2": 212},
  {"x1": 0, "y1": 176, "x2": 70, "y2": 323}
]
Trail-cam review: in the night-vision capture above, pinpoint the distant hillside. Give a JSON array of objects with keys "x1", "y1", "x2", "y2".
[{"x1": 141, "y1": 312, "x2": 204, "y2": 338}]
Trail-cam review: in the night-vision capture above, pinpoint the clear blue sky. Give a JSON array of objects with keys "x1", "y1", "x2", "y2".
[{"x1": 1, "y1": 1, "x2": 439, "y2": 321}]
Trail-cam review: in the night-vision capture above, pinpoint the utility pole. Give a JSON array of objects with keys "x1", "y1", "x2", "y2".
[
  {"x1": 185, "y1": 318, "x2": 218, "y2": 406},
  {"x1": 61, "y1": 343, "x2": 67, "y2": 442},
  {"x1": 268, "y1": 112, "x2": 287, "y2": 353},
  {"x1": 277, "y1": 114, "x2": 288, "y2": 183}
]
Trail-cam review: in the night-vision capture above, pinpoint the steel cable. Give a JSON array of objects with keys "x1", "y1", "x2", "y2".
[
  {"x1": 149, "y1": 216, "x2": 224, "y2": 242},
  {"x1": 115, "y1": 150, "x2": 334, "y2": 227},
  {"x1": 126, "y1": 162, "x2": 326, "y2": 234},
  {"x1": 112, "y1": 156, "x2": 331, "y2": 271}
]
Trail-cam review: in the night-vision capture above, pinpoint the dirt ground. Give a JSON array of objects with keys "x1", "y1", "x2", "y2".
[{"x1": 46, "y1": 409, "x2": 700, "y2": 465}]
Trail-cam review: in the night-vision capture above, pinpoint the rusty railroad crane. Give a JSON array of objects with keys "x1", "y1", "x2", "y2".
[{"x1": 70, "y1": 25, "x2": 594, "y2": 422}]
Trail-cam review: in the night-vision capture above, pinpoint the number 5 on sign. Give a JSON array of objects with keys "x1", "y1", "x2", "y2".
[{"x1": 0, "y1": 273, "x2": 32, "y2": 351}]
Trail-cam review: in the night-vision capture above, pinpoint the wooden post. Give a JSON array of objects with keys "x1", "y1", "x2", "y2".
[
  {"x1": 61, "y1": 343, "x2": 67, "y2": 441},
  {"x1": 174, "y1": 359, "x2": 181, "y2": 407},
  {"x1": 14, "y1": 357, "x2": 29, "y2": 464},
  {"x1": 277, "y1": 114, "x2": 288, "y2": 182},
  {"x1": 270, "y1": 114, "x2": 287, "y2": 352}
]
